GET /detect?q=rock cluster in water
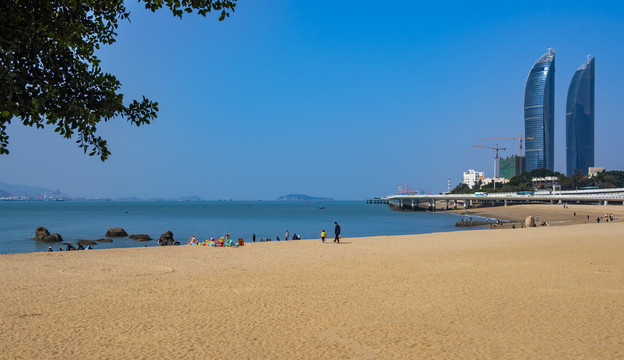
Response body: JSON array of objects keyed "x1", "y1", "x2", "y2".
[
  {"x1": 32, "y1": 226, "x2": 171, "y2": 246},
  {"x1": 34, "y1": 227, "x2": 64, "y2": 242}
]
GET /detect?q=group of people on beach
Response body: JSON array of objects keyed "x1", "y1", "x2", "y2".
[
  {"x1": 321, "y1": 221, "x2": 341, "y2": 244},
  {"x1": 250, "y1": 221, "x2": 342, "y2": 244},
  {"x1": 48, "y1": 242, "x2": 92, "y2": 252},
  {"x1": 597, "y1": 213, "x2": 618, "y2": 223},
  {"x1": 251, "y1": 230, "x2": 301, "y2": 242}
]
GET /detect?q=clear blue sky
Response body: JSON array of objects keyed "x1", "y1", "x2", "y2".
[{"x1": 2, "y1": 1, "x2": 624, "y2": 199}]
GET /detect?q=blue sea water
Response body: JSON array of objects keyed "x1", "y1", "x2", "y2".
[{"x1": 0, "y1": 200, "x2": 468, "y2": 254}]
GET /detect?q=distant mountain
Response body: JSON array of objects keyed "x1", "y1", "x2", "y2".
[
  {"x1": 277, "y1": 194, "x2": 333, "y2": 201},
  {"x1": 0, "y1": 181, "x2": 71, "y2": 199},
  {"x1": 0, "y1": 189, "x2": 9, "y2": 198}
]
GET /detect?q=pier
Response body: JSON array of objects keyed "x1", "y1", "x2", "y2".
[{"x1": 366, "y1": 198, "x2": 389, "y2": 204}]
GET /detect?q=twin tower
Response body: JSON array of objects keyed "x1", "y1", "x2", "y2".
[{"x1": 524, "y1": 48, "x2": 595, "y2": 176}]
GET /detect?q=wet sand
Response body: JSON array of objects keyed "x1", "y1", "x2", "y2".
[
  {"x1": 447, "y1": 203, "x2": 624, "y2": 227},
  {"x1": 1, "y1": 208, "x2": 623, "y2": 358}
]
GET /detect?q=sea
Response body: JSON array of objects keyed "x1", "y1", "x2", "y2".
[{"x1": 0, "y1": 200, "x2": 473, "y2": 254}]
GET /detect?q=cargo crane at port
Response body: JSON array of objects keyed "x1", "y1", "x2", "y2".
[
  {"x1": 478, "y1": 134, "x2": 534, "y2": 174},
  {"x1": 397, "y1": 183, "x2": 418, "y2": 195}
]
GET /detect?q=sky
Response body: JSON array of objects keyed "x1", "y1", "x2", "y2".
[{"x1": 2, "y1": 1, "x2": 624, "y2": 200}]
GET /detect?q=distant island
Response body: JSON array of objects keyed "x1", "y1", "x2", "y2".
[{"x1": 276, "y1": 194, "x2": 333, "y2": 201}]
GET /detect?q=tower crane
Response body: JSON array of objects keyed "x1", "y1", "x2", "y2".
[
  {"x1": 478, "y1": 134, "x2": 534, "y2": 174},
  {"x1": 472, "y1": 144, "x2": 506, "y2": 178}
]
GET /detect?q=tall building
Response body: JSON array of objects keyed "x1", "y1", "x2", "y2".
[
  {"x1": 499, "y1": 155, "x2": 526, "y2": 179},
  {"x1": 566, "y1": 57, "x2": 595, "y2": 176},
  {"x1": 524, "y1": 49, "x2": 555, "y2": 171}
]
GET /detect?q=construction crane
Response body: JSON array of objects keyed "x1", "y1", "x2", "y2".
[
  {"x1": 478, "y1": 134, "x2": 534, "y2": 174},
  {"x1": 472, "y1": 144, "x2": 506, "y2": 178}
]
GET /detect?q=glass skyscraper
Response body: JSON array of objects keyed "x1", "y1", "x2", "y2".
[
  {"x1": 524, "y1": 49, "x2": 555, "y2": 171},
  {"x1": 566, "y1": 57, "x2": 595, "y2": 176}
]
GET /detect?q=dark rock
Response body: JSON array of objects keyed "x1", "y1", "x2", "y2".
[
  {"x1": 77, "y1": 239, "x2": 97, "y2": 246},
  {"x1": 158, "y1": 231, "x2": 175, "y2": 246},
  {"x1": 35, "y1": 227, "x2": 50, "y2": 240},
  {"x1": 105, "y1": 227, "x2": 128, "y2": 237},
  {"x1": 42, "y1": 233, "x2": 63, "y2": 242},
  {"x1": 129, "y1": 234, "x2": 152, "y2": 241},
  {"x1": 96, "y1": 238, "x2": 113, "y2": 243},
  {"x1": 455, "y1": 220, "x2": 489, "y2": 227}
]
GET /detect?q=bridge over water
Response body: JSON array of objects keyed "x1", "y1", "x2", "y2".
[{"x1": 379, "y1": 188, "x2": 624, "y2": 211}]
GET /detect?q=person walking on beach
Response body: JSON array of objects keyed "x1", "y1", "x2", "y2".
[
  {"x1": 321, "y1": 229, "x2": 327, "y2": 243},
  {"x1": 334, "y1": 222, "x2": 341, "y2": 244},
  {"x1": 285, "y1": 230, "x2": 289, "y2": 241}
]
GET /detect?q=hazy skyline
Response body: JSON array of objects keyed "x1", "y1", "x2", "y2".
[{"x1": 2, "y1": 1, "x2": 624, "y2": 199}]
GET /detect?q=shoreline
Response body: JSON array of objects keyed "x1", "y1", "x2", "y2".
[
  {"x1": 442, "y1": 202, "x2": 623, "y2": 227},
  {"x1": 3, "y1": 203, "x2": 623, "y2": 255}
]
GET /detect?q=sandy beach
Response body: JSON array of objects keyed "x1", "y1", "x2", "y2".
[{"x1": 1, "y1": 204, "x2": 623, "y2": 359}]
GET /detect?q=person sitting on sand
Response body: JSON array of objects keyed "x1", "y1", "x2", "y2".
[
  {"x1": 66, "y1": 242, "x2": 76, "y2": 251},
  {"x1": 77, "y1": 243, "x2": 85, "y2": 250},
  {"x1": 48, "y1": 247, "x2": 53, "y2": 252}
]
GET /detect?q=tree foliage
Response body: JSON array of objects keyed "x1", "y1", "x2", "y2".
[
  {"x1": 0, "y1": 0, "x2": 236, "y2": 160},
  {"x1": 448, "y1": 168, "x2": 624, "y2": 193}
]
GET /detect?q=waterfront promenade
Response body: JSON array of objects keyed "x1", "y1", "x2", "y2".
[{"x1": 382, "y1": 188, "x2": 624, "y2": 210}]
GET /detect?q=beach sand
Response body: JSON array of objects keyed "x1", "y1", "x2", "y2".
[
  {"x1": 1, "y1": 205, "x2": 623, "y2": 359},
  {"x1": 447, "y1": 203, "x2": 624, "y2": 227}
]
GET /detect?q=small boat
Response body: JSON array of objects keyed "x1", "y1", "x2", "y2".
[{"x1": 318, "y1": 206, "x2": 325, "y2": 209}]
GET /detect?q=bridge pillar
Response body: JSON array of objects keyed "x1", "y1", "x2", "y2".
[
  {"x1": 504, "y1": 199, "x2": 508, "y2": 206},
  {"x1": 445, "y1": 200, "x2": 449, "y2": 210},
  {"x1": 550, "y1": 200, "x2": 554, "y2": 204},
  {"x1": 604, "y1": 200, "x2": 609, "y2": 206},
  {"x1": 411, "y1": 199, "x2": 415, "y2": 210}
]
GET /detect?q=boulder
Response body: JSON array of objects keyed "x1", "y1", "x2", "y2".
[
  {"x1": 105, "y1": 227, "x2": 128, "y2": 237},
  {"x1": 77, "y1": 239, "x2": 97, "y2": 246},
  {"x1": 42, "y1": 233, "x2": 63, "y2": 242},
  {"x1": 35, "y1": 227, "x2": 50, "y2": 240},
  {"x1": 158, "y1": 231, "x2": 175, "y2": 246},
  {"x1": 455, "y1": 220, "x2": 489, "y2": 227},
  {"x1": 525, "y1": 216, "x2": 536, "y2": 227},
  {"x1": 129, "y1": 234, "x2": 152, "y2": 241}
]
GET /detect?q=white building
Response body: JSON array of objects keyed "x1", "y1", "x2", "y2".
[
  {"x1": 588, "y1": 167, "x2": 605, "y2": 178},
  {"x1": 481, "y1": 177, "x2": 510, "y2": 186},
  {"x1": 463, "y1": 169, "x2": 485, "y2": 189}
]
